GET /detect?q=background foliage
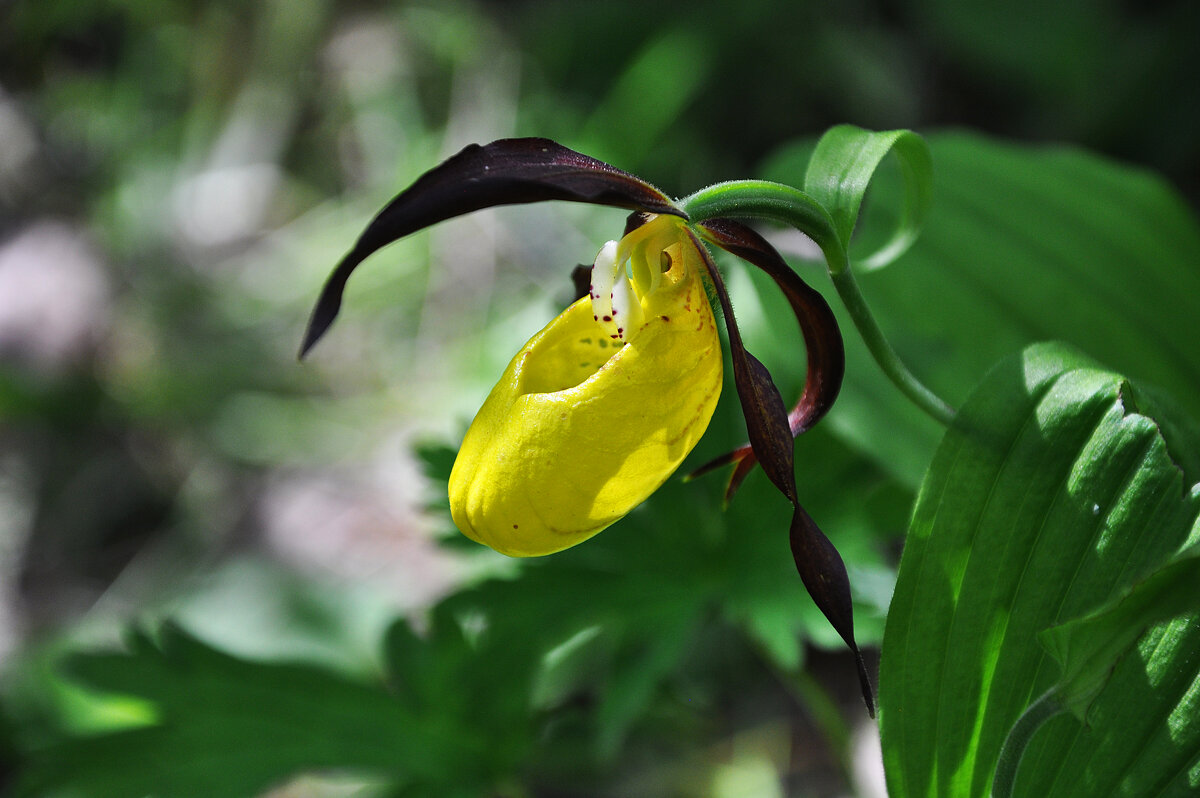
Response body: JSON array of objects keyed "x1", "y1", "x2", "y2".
[{"x1": 1, "y1": 1, "x2": 1198, "y2": 796}]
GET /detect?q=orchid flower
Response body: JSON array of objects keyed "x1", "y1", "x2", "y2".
[{"x1": 301, "y1": 138, "x2": 872, "y2": 712}]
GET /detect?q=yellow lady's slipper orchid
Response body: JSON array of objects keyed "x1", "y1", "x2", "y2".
[
  {"x1": 448, "y1": 215, "x2": 722, "y2": 556},
  {"x1": 300, "y1": 138, "x2": 872, "y2": 713},
  {"x1": 299, "y1": 138, "x2": 845, "y2": 562}
]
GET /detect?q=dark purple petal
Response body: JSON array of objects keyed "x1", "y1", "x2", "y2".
[
  {"x1": 690, "y1": 219, "x2": 845, "y2": 500},
  {"x1": 689, "y1": 229, "x2": 797, "y2": 504},
  {"x1": 790, "y1": 505, "x2": 875, "y2": 717},
  {"x1": 689, "y1": 228, "x2": 871, "y2": 715},
  {"x1": 300, "y1": 138, "x2": 682, "y2": 357}
]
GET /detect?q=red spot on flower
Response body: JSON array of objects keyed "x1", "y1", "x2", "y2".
[{"x1": 602, "y1": 315, "x2": 612, "y2": 322}]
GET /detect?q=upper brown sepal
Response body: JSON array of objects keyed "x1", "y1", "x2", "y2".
[{"x1": 301, "y1": 138, "x2": 683, "y2": 357}]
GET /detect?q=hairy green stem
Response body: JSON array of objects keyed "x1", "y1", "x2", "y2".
[
  {"x1": 991, "y1": 689, "x2": 1066, "y2": 798},
  {"x1": 679, "y1": 181, "x2": 955, "y2": 426}
]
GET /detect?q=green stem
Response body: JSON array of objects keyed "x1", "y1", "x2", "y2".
[
  {"x1": 828, "y1": 262, "x2": 956, "y2": 426},
  {"x1": 991, "y1": 689, "x2": 1066, "y2": 798},
  {"x1": 679, "y1": 181, "x2": 955, "y2": 426}
]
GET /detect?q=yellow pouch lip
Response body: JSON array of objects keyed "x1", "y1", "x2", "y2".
[{"x1": 449, "y1": 227, "x2": 722, "y2": 557}]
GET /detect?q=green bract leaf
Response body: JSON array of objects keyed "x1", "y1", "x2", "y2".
[
  {"x1": 678, "y1": 134, "x2": 950, "y2": 428},
  {"x1": 803, "y1": 124, "x2": 933, "y2": 271},
  {"x1": 677, "y1": 179, "x2": 843, "y2": 265},
  {"x1": 878, "y1": 343, "x2": 1200, "y2": 798}
]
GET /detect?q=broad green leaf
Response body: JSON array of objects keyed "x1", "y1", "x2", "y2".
[
  {"x1": 1040, "y1": 539, "x2": 1200, "y2": 723},
  {"x1": 762, "y1": 132, "x2": 1200, "y2": 487},
  {"x1": 879, "y1": 343, "x2": 1200, "y2": 798}
]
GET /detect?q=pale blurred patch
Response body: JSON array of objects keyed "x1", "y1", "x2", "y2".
[
  {"x1": 0, "y1": 221, "x2": 112, "y2": 374},
  {"x1": 258, "y1": 457, "x2": 463, "y2": 609},
  {"x1": 0, "y1": 86, "x2": 38, "y2": 198},
  {"x1": 850, "y1": 719, "x2": 887, "y2": 798}
]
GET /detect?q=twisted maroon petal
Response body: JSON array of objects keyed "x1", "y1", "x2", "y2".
[
  {"x1": 690, "y1": 218, "x2": 844, "y2": 501},
  {"x1": 686, "y1": 227, "x2": 871, "y2": 716}
]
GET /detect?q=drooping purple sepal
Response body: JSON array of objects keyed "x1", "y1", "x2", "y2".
[{"x1": 688, "y1": 228, "x2": 870, "y2": 715}]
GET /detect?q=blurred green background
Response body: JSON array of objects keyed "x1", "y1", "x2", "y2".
[{"x1": 1, "y1": 1, "x2": 1198, "y2": 796}]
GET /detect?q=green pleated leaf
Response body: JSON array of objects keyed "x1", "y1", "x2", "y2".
[
  {"x1": 1040, "y1": 540, "x2": 1200, "y2": 724},
  {"x1": 761, "y1": 132, "x2": 1200, "y2": 487},
  {"x1": 879, "y1": 342, "x2": 1200, "y2": 798}
]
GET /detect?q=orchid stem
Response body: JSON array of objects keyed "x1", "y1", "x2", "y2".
[
  {"x1": 827, "y1": 254, "x2": 956, "y2": 426},
  {"x1": 680, "y1": 180, "x2": 956, "y2": 427},
  {"x1": 991, "y1": 689, "x2": 1065, "y2": 798}
]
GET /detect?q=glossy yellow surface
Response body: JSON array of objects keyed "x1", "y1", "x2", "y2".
[{"x1": 449, "y1": 216, "x2": 722, "y2": 556}]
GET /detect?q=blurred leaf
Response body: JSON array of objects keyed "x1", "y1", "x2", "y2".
[
  {"x1": 14, "y1": 619, "x2": 538, "y2": 798},
  {"x1": 580, "y1": 26, "x2": 714, "y2": 170},
  {"x1": 762, "y1": 132, "x2": 1200, "y2": 487},
  {"x1": 425, "y1": 411, "x2": 905, "y2": 759},
  {"x1": 438, "y1": 502, "x2": 713, "y2": 761},
  {"x1": 879, "y1": 342, "x2": 1200, "y2": 798}
]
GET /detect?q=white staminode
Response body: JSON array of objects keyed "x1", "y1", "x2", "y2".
[{"x1": 589, "y1": 238, "x2": 645, "y2": 341}]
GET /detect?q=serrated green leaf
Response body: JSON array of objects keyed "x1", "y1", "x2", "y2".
[
  {"x1": 879, "y1": 343, "x2": 1200, "y2": 798},
  {"x1": 14, "y1": 622, "x2": 525, "y2": 798},
  {"x1": 421, "y1": 415, "x2": 902, "y2": 761}
]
